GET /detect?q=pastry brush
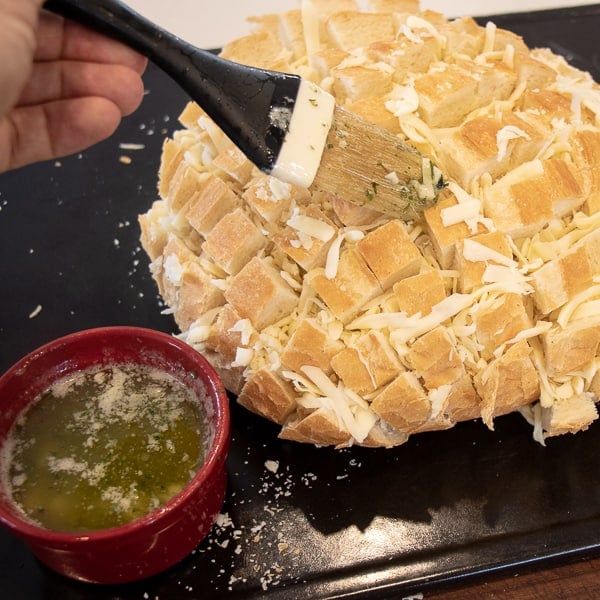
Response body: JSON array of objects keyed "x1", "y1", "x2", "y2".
[{"x1": 44, "y1": 0, "x2": 446, "y2": 220}]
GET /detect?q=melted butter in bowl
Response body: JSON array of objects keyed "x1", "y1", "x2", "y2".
[{"x1": 6, "y1": 362, "x2": 209, "y2": 533}]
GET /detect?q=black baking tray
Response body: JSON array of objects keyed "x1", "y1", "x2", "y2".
[{"x1": 1, "y1": 4, "x2": 600, "y2": 599}]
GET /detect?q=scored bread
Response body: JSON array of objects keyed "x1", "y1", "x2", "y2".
[{"x1": 140, "y1": 0, "x2": 600, "y2": 447}]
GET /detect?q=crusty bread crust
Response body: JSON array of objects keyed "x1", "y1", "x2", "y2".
[{"x1": 140, "y1": 1, "x2": 600, "y2": 447}]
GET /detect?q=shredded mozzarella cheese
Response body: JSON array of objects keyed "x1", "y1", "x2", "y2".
[
  {"x1": 286, "y1": 211, "x2": 336, "y2": 242},
  {"x1": 299, "y1": 366, "x2": 377, "y2": 443},
  {"x1": 496, "y1": 125, "x2": 531, "y2": 161}
]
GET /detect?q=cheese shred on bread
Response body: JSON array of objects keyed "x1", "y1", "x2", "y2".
[{"x1": 140, "y1": 0, "x2": 600, "y2": 447}]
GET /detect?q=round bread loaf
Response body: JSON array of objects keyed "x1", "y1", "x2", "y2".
[{"x1": 140, "y1": 0, "x2": 600, "y2": 447}]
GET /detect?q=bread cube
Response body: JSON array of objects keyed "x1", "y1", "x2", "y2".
[
  {"x1": 174, "y1": 263, "x2": 225, "y2": 331},
  {"x1": 543, "y1": 322, "x2": 600, "y2": 377},
  {"x1": 332, "y1": 64, "x2": 393, "y2": 104},
  {"x1": 415, "y1": 59, "x2": 516, "y2": 128},
  {"x1": 484, "y1": 158, "x2": 584, "y2": 239},
  {"x1": 163, "y1": 162, "x2": 208, "y2": 213},
  {"x1": 393, "y1": 269, "x2": 446, "y2": 316},
  {"x1": 185, "y1": 174, "x2": 240, "y2": 237},
  {"x1": 370, "y1": 371, "x2": 430, "y2": 432},
  {"x1": 442, "y1": 16, "x2": 485, "y2": 58},
  {"x1": 454, "y1": 231, "x2": 513, "y2": 293},
  {"x1": 473, "y1": 293, "x2": 533, "y2": 360},
  {"x1": 443, "y1": 374, "x2": 481, "y2": 423},
  {"x1": 308, "y1": 248, "x2": 383, "y2": 322},
  {"x1": 474, "y1": 340, "x2": 539, "y2": 428},
  {"x1": 357, "y1": 219, "x2": 421, "y2": 289},
  {"x1": 272, "y1": 205, "x2": 338, "y2": 272},
  {"x1": 512, "y1": 53, "x2": 557, "y2": 90},
  {"x1": 225, "y1": 257, "x2": 298, "y2": 330},
  {"x1": 344, "y1": 95, "x2": 402, "y2": 133},
  {"x1": 279, "y1": 407, "x2": 352, "y2": 447},
  {"x1": 572, "y1": 130, "x2": 600, "y2": 203},
  {"x1": 206, "y1": 303, "x2": 254, "y2": 364},
  {"x1": 467, "y1": 59, "x2": 517, "y2": 108},
  {"x1": 220, "y1": 30, "x2": 291, "y2": 70},
  {"x1": 238, "y1": 369, "x2": 298, "y2": 425},
  {"x1": 330, "y1": 330, "x2": 401, "y2": 394},
  {"x1": 423, "y1": 188, "x2": 488, "y2": 268},
  {"x1": 177, "y1": 101, "x2": 205, "y2": 130},
  {"x1": 309, "y1": 48, "x2": 350, "y2": 80},
  {"x1": 202, "y1": 208, "x2": 267, "y2": 275},
  {"x1": 281, "y1": 318, "x2": 344, "y2": 373},
  {"x1": 243, "y1": 176, "x2": 300, "y2": 223},
  {"x1": 407, "y1": 326, "x2": 464, "y2": 389},
  {"x1": 159, "y1": 234, "x2": 198, "y2": 306},
  {"x1": 532, "y1": 228, "x2": 600, "y2": 314},
  {"x1": 492, "y1": 28, "x2": 529, "y2": 54},
  {"x1": 211, "y1": 146, "x2": 255, "y2": 185},
  {"x1": 541, "y1": 394, "x2": 599, "y2": 438},
  {"x1": 518, "y1": 89, "x2": 573, "y2": 124},
  {"x1": 367, "y1": 38, "x2": 438, "y2": 81},
  {"x1": 414, "y1": 63, "x2": 479, "y2": 127},
  {"x1": 139, "y1": 200, "x2": 170, "y2": 261},
  {"x1": 326, "y1": 11, "x2": 396, "y2": 51},
  {"x1": 158, "y1": 138, "x2": 185, "y2": 198},
  {"x1": 439, "y1": 112, "x2": 548, "y2": 189}
]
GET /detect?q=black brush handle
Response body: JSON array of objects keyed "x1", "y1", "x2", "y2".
[{"x1": 43, "y1": 0, "x2": 301, "y2": 171}]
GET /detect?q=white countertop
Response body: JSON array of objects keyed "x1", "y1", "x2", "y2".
[{"x1": 125, "y1": 0, "x2": 598, "y2": 49}]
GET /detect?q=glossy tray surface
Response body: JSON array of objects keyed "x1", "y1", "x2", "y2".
[{"x1": 1, "y1": 5, "x2": 600, "y2": 599}]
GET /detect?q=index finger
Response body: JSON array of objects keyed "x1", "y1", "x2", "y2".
[{"x1": 36, "y1": 10, "x2": 147, "y2": 74}]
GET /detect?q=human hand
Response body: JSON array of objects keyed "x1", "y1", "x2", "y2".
[{"x1": 0, "y1": 0, "x2": 147, "y2": 172}]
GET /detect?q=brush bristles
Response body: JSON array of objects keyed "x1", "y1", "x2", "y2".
[{"x1": 312, "y1": 106, "x2": 444, "y2": 220}]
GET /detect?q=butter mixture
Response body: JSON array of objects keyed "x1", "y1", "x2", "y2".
[{"x1": 5, "y1": 363, "x2": 205, "y2": 532}]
